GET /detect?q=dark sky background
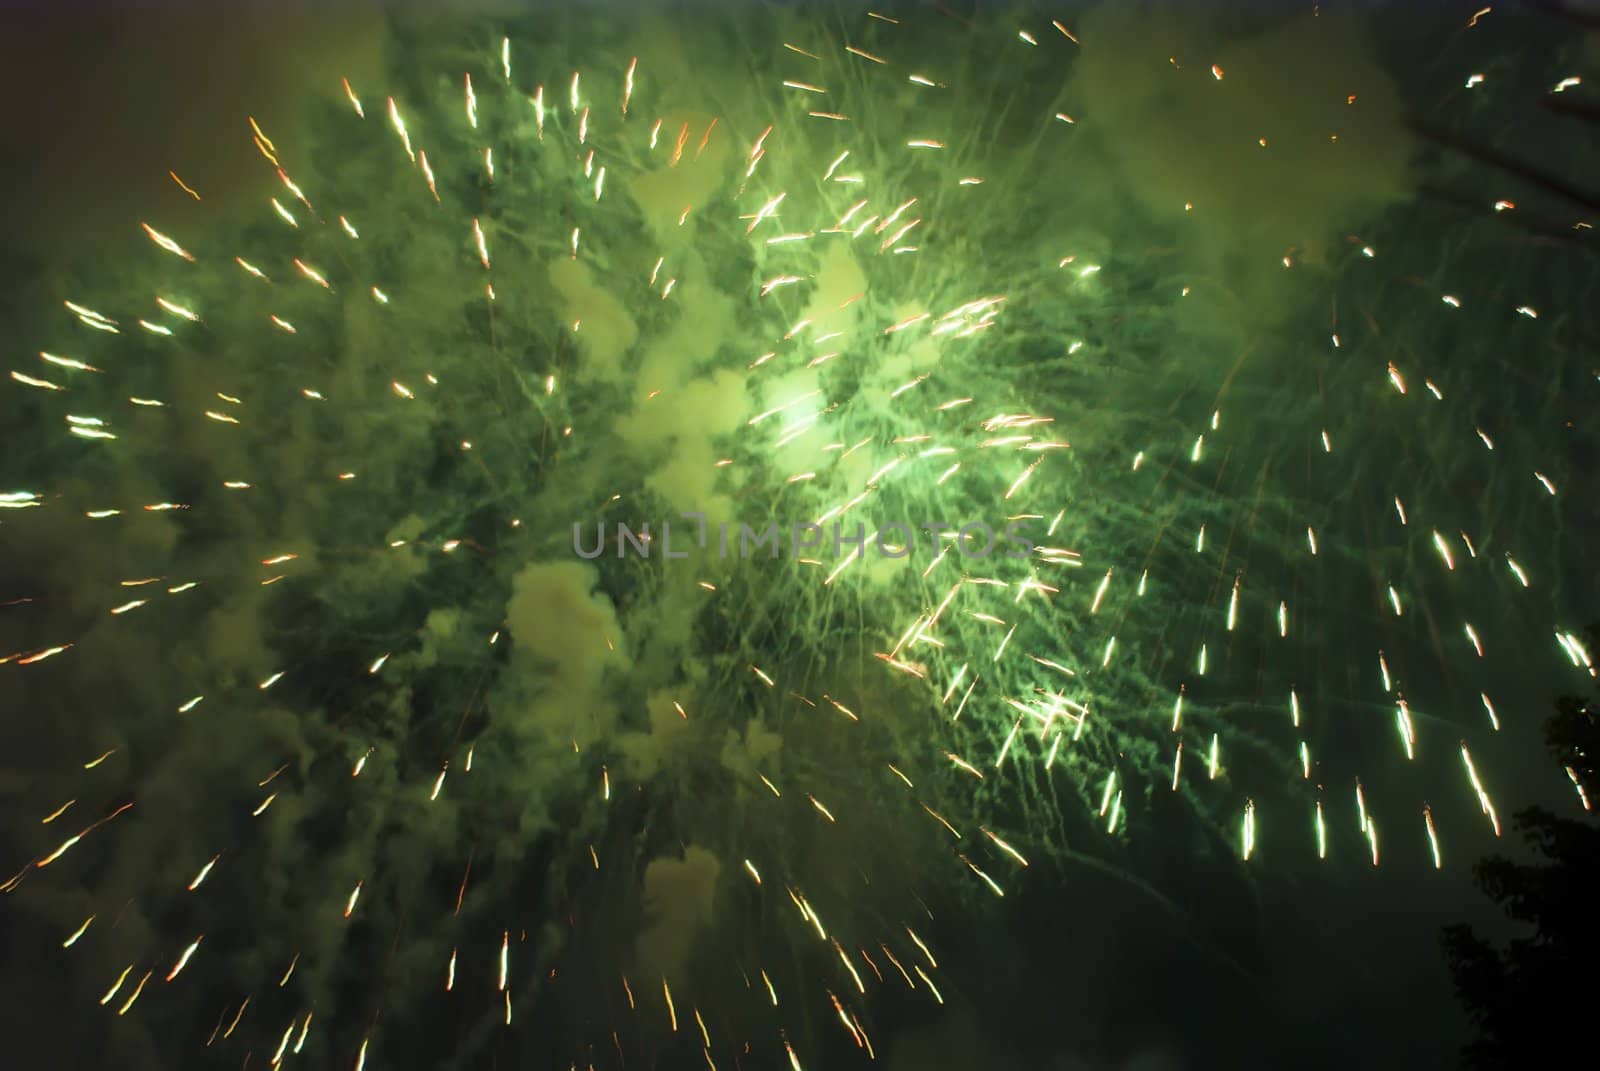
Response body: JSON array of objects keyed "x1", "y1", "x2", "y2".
[{"x1": 0, "y1": 2, "x2": 1596, "y2": 1070}]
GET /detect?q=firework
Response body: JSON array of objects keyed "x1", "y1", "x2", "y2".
[{"x1": 2, "y1": 3, "x2": 1594, "y2": 1068}]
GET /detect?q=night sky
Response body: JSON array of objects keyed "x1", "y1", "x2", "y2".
[{"x1": 1, "y1": 2, "x2": 1595, "y2": 1069}]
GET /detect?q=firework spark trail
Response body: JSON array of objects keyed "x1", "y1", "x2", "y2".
[{"x1": 0, "y1": 5, "x2": 1592, "y2": 1068}]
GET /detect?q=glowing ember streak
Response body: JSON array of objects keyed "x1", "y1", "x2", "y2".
[
  {"x1": 387, "y1": 97, "x2": 415, "y2": 160},
  {"x1": 99, "y1": 965, "x2": 133, "y2": 1005},
  {"x1": 663, "y1": 977, "x2": 678, "y2": 1031},
  {"x1": 117, "y1": 970, "x2": 152, "y2": 1015},
  {"x1": 982, "y1": 828, "x2": 1030, "y2": 867},
  {"x1": 807, "y1": 794, "x2": 836, "y2": 822},
  {"x1": 62, "y1": 915, "x2": 93, "y2": 948},
  {"x1": 140, "y1": 222, "x2": 195, "y2": 261},
  {"x1": 473, "y1": 218, "x2": 490, "y2": 268},
  {"x1": 1568, "y1": 767, "x2": 1591, "y2": 811},
  {"x1": 169, "y1": 171, "x2": 201, "y2": 199},
  {"x1": 1395, "y1": 699, "x2": 1416, "y2": 760},
  {"x1": 1460, "y1": 744, "x2": 1501, "y2": 836},
  {"x1": 342, "y1": 77, "x2": 364, "y2": 116},
  {"x1": 418, "y1": 151, "x2": 439, "y2": 201},
  {"x1": 166, "y1": 936, "x2": 202, "y2": 981},
  {"x1": 293, "y1": 259, "x2": 330, "y2": 289},
  {"x1": 188, "y1": 855, "x2": 219, "y2": 890},
  {"x1": 1424, "y1": 806, "x2": 1442, "y2": 869}
]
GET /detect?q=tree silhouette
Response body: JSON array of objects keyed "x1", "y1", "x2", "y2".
[{"x1": 1440, "y1": 622, "x2": 1598, "y2": 1069}]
